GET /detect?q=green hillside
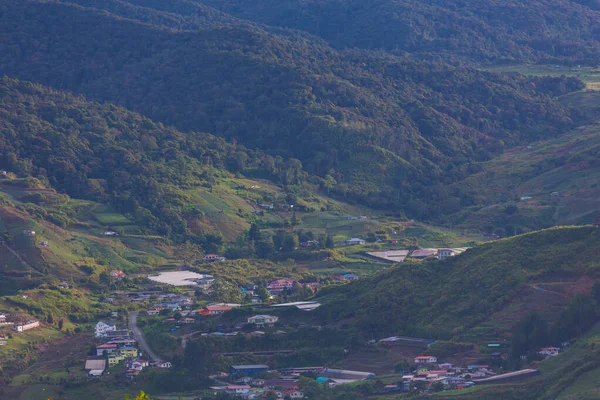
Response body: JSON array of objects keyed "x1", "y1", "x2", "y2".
[
  {"x1": 0, "y1": 0, "x2": 587, "y2": 217},
  {"x1": 192, "y1": 0, "x2": 600, "y2": 64},
  {"x1": 449, "y1": 124, "x2": 600, "y2": 233},
  {"x1": 315, "y1": 226, "x2": 600, "y2": 338}
]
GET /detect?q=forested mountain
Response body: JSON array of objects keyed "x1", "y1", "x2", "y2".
[
  {"x1": 0, "y1": 0, "x2": 588, "y2": 218},
  {"x1": 0, "y1": 78, "x2": 304, "y2": 240},
  {"x1": 192, "y1": 0, "x2": 600, "y2": 64}
]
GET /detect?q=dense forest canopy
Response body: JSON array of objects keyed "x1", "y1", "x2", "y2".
[
  {"x1": 0, "y1": 78, "x2": 304, "y2": 240},
  {"x1": 0, "y1": 0, "x2": 589, "y2": 218},
  {"x1": 191, "y1": 0, "x2": 600, "y2": 64}
]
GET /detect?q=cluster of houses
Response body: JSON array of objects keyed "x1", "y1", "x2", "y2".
[
  {"x1": 87, "y1": 320, "x2": 172, "y2": 378},
  {"x1": 210, "y1": 365, "x2": 376, "y2": 399},
  {"x1": 381, "y1": 356, "x2": 497, "y2": 393}
]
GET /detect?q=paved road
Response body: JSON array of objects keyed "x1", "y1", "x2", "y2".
[{"x1": 129, "y1": 311, "x2": 163, "y2": 362}]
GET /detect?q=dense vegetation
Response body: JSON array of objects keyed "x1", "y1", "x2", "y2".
[
  {"x1": 0, "y1": 78, "x2": 305, "y2": 240},
  {"x1": 193, "y1": 0, "x2": 600, "y2": 64},
  {"x1": 315, "y1": 226, "x2": 600, "y2": 338},
  {"x1": 0, "y1": 0, "x2": 588, "y2": 219}
]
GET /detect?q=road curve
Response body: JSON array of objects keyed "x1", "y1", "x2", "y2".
[{"x1": 129, "y1": 311, "x2": 163, "y2": 362}]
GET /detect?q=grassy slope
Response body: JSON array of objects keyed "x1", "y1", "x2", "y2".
[
  {"x1": 451, "y1": 124, "x2": 600, "y2": 231},
  {"x1": 316, "y1": 226, "x2": 600, "y2": 339}
]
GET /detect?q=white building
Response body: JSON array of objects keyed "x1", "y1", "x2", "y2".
[
  {"x1": 95, "y1": 321, "x2": 117, "y2": 337},
  {"x1": 414, "y1": 356, "x2": 438, "y2": 364},
  {"x1": 345, "y1": 238, "x2": 366, "y2": 245},
  {"x1": 226, "y1": 385, "x2": 251, "y2": 394},
  {"x1": 13, "y1": 320, "x2": 39, "y2": 332},
  {"x1": 247, "y1": 315, "x2": 279, "y2": 326},
  {"x1": 539, "y1": 347, "x2": 560, "y2": 357}
]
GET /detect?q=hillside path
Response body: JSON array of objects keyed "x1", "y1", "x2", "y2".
[
  {"x1": 181, "y1": 330, "x2": 204, "y2": 350},
  {"x1": 128, "y1": 311, "x2": 163, "y2": 362}
]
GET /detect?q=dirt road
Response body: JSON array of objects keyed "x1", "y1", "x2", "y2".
[{"x1": 129, "y1": 311, "x2": 163, "y2": 362}]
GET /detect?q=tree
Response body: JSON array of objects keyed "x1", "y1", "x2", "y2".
[
  {"x1": 432, "y1": 381, "x2": 444, "y2": 392},
  {"x1": 99, "y1": 271, "x2": 110, "y2": 284},
  {"x1": 248, "y1": 223, "x2": 261, "y2": 241},
  {"x1": 58, "y1": 319, "x2": 64, "y2": 330},
  {"x1": 211, "y1": 279, "x2": 242, "y2": 303},
  {"x1": 511, "y1": 312, "x2": 549, "y2": 358},
  {"x1": 178, "y1": 242, "x2": 203, "y2": 266},
  {"x1": 325, "y1": 235, "x2": 334, "y2": 249},
  {"x1": 124, "y1": 391, "x2": 151, "y2": 400},
  {"x1": 257, "y1": 287, "x2": 270, "y2": 302},
  {"x1": 282, "y1": 233, "x2": 299, "y2": 252}
]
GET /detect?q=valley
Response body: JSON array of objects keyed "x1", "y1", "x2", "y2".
[{"x1": 1, "y1": 0, "x2": 600, "y2": 399}]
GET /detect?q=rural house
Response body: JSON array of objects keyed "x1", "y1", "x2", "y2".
[
  {"x1": 199, "y1": 305, "x2": 232, "y2": 316},
  {"x1": 344, "y1": 238, "x2": 366, "y2": 245},
  {"x1": 539, "y1": 347, "x2": 560, "y2": 357},
  {"x1": 414, "y1": 356, "x2": 438, "y2": 364},
  {"x1": 230, "y1": 364, "x2": 270, "y2": 375},
  {"x1": 96, "y1": 343, "x2": 118, "y2": 356},
  {"x1": 13, "y1": 320, "x2": 40, "y2": 332},
  {"x1": 247, "y1": 315, "x2": 279, "y2": 326},
  {"x1": 204, "y1": 254, "x2": 225, "y2": 262},
  {"x1": 95, "y1": 321, "x2": 117, "y2": 337}
]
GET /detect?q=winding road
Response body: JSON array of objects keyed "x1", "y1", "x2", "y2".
[{"x1": 128, "y1": 311, "x2": 163, "y2": 362}]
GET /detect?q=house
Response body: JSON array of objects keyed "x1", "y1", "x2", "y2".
[
  {"x1": 13, "y1": 320, "x2": 40, "y2": 332},
  {"x1": 438, "y1": 248, "x2": 468, "y2": 260},
  {"x1": 104, "y1": 329, "x2": 130, "y2": 339},
  {"x1": 181, "y1": 317, "x2": 195, "y2": 324},
  {"x1": 334, "y1": 272, "x2": 358, "y2": 281},
  {"x1": 490, "y1": 352, "x2": 509, "y2": 361},
  {"x1": 437, "y1": 249, "x2": 457, "y2": 260},
  {"x1": 410, "y1": 248, "x2": 438, "y2": 259},
  {"x1": 247, "y1": 315, "x2": 279, "y2": 326},
  {"x1": 198, "y1": 305, "x2": 232, "y2": 316},
  {"x1": 107, "y1": 354, "x2": 125, "y2": 367},
  {"x1": 285, "y1": 390, "x2": 304, "y2": 398},
  {"x1": 95, "y1": 321, "x2": 117, "y2": 337},
  {"x1": 384, "y1": 385, "x2": 400, "y2": 392},
  {"x1": 110, "y1": 270, "x2": 125, "y2": 280},
  {"x1": 126, "y1": 369, "x2": 140, "y2": 378},
  {"x1": 439, "y1": 363, "x2": 453, "y2": 369},
  {"x1": 96, "y1": 343, "x2": 118, "y2": 356},
  {"x1": 267, "y1": 279, "x2": 295, "y2": 290},
  {"x1": 229, "y1": 364, "x2": 270, "y2": 375},
  {"x1": 539, "y1": 347, "x2": 560, "y2": 357},
  {"x1": 259, "y1": 203, "x2": 274, "y2": 209},
  {"x1": 119, "y1": 347, "x2": 139, "y2": 358},
  {"x1": 22, "y1": 230, "x2": 36, "y2": 236},
  {"x1": 40, "y1": 241, "x2": 48, "y2": 247},
  {"x1": 204, "y1": 254, "x2": 225, "y2": 262},
  {"x1": 226, "y1": 385, "x2": 251, "y2": 394},
  {"x1": 344, "y1": 238, "x2": 365, "y2": 245},
  {"x1": 156, "y1": 361, "x2": 172, "y2": 368},
  {"x1": 299, "y1": 240, "x2": 319, "y2": 248},
  {"x1": 414, "y1": 356, "x2": 437, "y2": 364},
  {"x1": 102, "y1": 231, "x2": 118, "y2": 236},
  {"x1": 85, "y1": 359, "x2": 106, "y2": 376},
  {"x1": 147, "y1": 308, "x2": 160, "y2": 316},
  {"x1": 0, "y1": 314, "x2": 9, "y2": 325}
]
